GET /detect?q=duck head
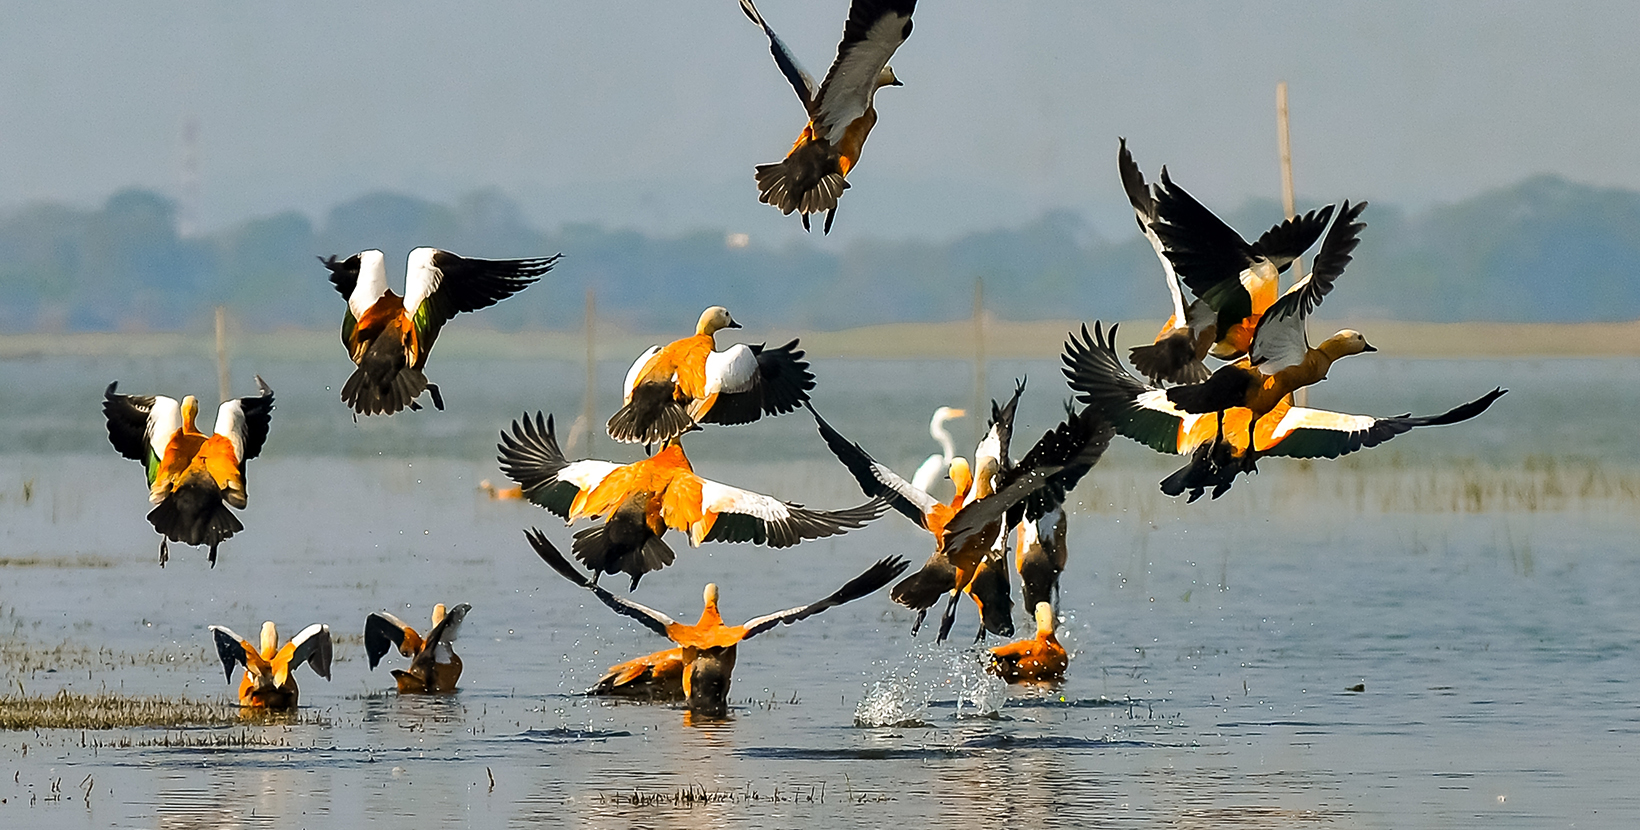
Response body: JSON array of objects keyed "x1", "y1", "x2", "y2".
[
  {"x1": 180, "y1": 395, "x2": 200, "y2": 430},
  {"x1": 877, "y1": 66, "x2": 903, "y2": 88},
  {"x1": 1033, "y1": 602, "x2": 1057, "y2": 639},
  {"x1": 696, "y1": 306, "x2": 740, "y2": 336},
  {"x1": 947, "y1": 457, "x2": 973, "y2": 504},
  {"x1": 1318, "y1": 329, "x2": 1377, "y2": 360}
]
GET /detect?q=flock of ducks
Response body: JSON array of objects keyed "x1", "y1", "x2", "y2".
[{"x1": 93, "y1": 0, "x2": 1503, "y2": 718}]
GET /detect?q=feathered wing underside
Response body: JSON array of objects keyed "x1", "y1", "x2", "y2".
[
  {"x1": 404, "y1": 248, "x2": 559, "y2": 348},
  {"x1": 526, "y1": 529, "x2": 675, "y2": 637},
  {"x1": 208, "y1": 625, "x2": 253, "y2": 681},
  {"x1": 1250, "y1": 205, "x2": 1338, "y2": 270},
  {"x1": 286, "y1": 623, "x2": 333, "y2": 680},
  {"x1": 1063, "y1": 323, "x2": 1191, "y2": 454},
  {"x1": 739, "y1": 0, "x2": 816, "y2": 105},
  {"x1": 1258, "y1": 199, "x2": 1368, "y2": 331},
  {"x1": 977, "y1": 378, "x2": 1025, "y2": 476},
  {"x1": 812, "y1": 0, "x2": 916, "y2": 138},
  {"x1": 1262, "y1": 388, "x2": 1506, "y2": 459},
  {"x1": 364, "y1": 612, "x2": 411, "y2": 670},
  {"x1": 740, "y1": 556, "x2": 909, "y2": 639},
  {"x1": 696, "y1": 480, "x2": 887, "y2": 547},
  {"x1": 809, "y1": 405, "x2": 938, "y2": 526},
  {"x1": 322, "y1": 252, "x2": 388, "y2": 323},
  {"x1": 408, "y1": 603, "x2": 470, "y2": 676},
  {"x1": 1151, "y1": 168, "x2": 1257, "y2": 299}
]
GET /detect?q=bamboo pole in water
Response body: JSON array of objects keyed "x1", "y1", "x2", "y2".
[
  {"x1": 581, "y1": 287, "x2": 597, "y2": 456},
  {"x1": 972, "y1": 277, "x2": 986, "y2": 445},
  {"x1": 214, "y1": 306, "x2": 229, "y2": 403},
  {"x1": 1276, "y1": 81, "x2": 1307, "y2": 408}
]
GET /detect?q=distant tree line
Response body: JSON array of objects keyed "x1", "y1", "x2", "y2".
[{"x1": 1, "y1": 174, "x2": 1636, "y2": 333}]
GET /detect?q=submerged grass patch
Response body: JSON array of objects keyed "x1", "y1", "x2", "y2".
[
  {"x1": 0, "y1": 637, "x2": 210, "y2": 675},
  {"x1": 0, "y1": 690, "x2": 240, "y2": 730},
  {"x1": 0, "y1": 555, "x2": 116, "y2": 569}
]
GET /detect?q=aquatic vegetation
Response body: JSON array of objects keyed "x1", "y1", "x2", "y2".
[
  {"x1": 0, "y1": 690, "x2": 241, "y2": 730},
  {"x1": 0, "y1": 636, "x2": 211, "y2": 676},
  {"x1": 0, "y1": 555, "x2": 115, "y2": 569}
]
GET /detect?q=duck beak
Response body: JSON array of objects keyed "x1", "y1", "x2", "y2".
[
  {"x1": 727, "y1": 318, "x2": 742, "y2": 329},
  {"x1": 1362, "y1": 342, "x2": 1378, "y2": 353}
]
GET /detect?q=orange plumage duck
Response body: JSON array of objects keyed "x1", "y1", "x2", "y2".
[
  {"x1": 365, "y1": 603, "x2": 470, "y2": 694},
  {"x1": 989, "y1": 602, "x2": 1068, "y2": 683},
  {"x1": 209, "y1": 621, "x2": 332, "y2": 709}
]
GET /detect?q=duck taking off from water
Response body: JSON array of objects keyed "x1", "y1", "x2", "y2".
[
  {"x1": 608, "y1": 307, "x2": 814, "y2": 445},
  {"x1": 989, "y1": 602, "x2": 1068, "y2": 683},
  {"x1": 322, "y1": 248, "x2": 559, "y2": 416},
  {"x1": 742, "y1": 0, "x2": 916, "y2": 233},
  {"x1": 910, "y1": 406, "x2": 966, "y2": 495},
  {"x1": 529, "y1": 528, "x2": 907, "y2": 718},
  {"x1": 209, "y1": 621, "x2": 332, "y2": 709},
  {"x1": 103, "y1": 377, "x2": 274, "y2": 566},
  {"x1": 588, "y1": 647, "x2": 686, "y2": 700},
  {"x1": 500, "y1": 413, "x2": 887, "y2": 589},
  {"x1": 365, "y1": 603, "x2": 470, "y2": 694},
  {"x1": 1062, "y1": 322, "x2": 1507, "y2": 501}
]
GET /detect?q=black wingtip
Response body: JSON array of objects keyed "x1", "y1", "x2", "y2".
[{"x1": 525, "y1": 527, "x2": 592, "y2": 589}]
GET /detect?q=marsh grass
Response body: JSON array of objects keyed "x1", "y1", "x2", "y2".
[
  {"x1": 1072, "y1": 455, "x2": 1640, "y2": 518},
  {"x1": 0, "y1": 690, "x2": 240, "y2": 730},
  {"x1": 0, "y1": 555, "x2": 115, "y2": 569},
  {"x1": 595, "y1": 782, "x2": 889, "y2": 807},
  {"x1": 0, "y1": 637, "x2": 210, "y2": 675}
]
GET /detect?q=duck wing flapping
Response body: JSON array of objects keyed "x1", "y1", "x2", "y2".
[
  {"x1": 812, "y1": 0, "x2": 916, "y2": 138},
  {"x1": 211, "y1": 376, "x2": 274, "y2": 470},
  {"x1": 1260, "y1": 388, "x2": 1506, "y2": 460},
  {"x1": 694, "y1": 481, "x2": 889, "y2": 547},
  {"x1": 103, "y1": 383, "x2": 177, "y2": 478},
  {"x1": 740, "y1": 0, "x2": 817, "y2": 107},
  {"x1": 207, "y1": 625, "x2": 255, "y2": 681},
  {"x1": 364, "y1": 612, "x2": 413, "y2": 670},
  {"x1": 1249, "y1": 200, "x2": 1368, "y2": 372},
  {"x1": 409, "y1": 603, "x2": 470, "y2": 675},
  {"x1": 527, "y1": 528, "x2": 675, "y2": 638},
  {"x1": 403, "y1": 248, "x2": 559, "y2": 351},
  {"x1": 498, "y1": 413, "x2": 621, "y2": 520},
  {"x1": 809, "y1": 404, "x2": 939, "y2": 527},
  {"x1": 1118, "y1": 139, "x2": 1189, "y2": 327},
  {"x1": 697, "y1": 340, "x2": 816, "y2": 426},
  {"x1": 740, "y1": 555, "x2": 909, "y2": 639},
  {"x1": 283, "y1": 623, "x2": 334, "y2": 681}
]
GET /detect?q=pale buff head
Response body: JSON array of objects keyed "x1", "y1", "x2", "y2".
[
  {"x1": 696, "y1": 306, "x2": 741, "y2": 336},
  {"x1": 703, "y1": 583, "x2": 720, "y2": 609},
  {"x1": 432, "y1": 603, "x2": 447, "y2": 626},
  {"x1": 1033, "y1": 602, "x2": 1057, "y2": 637},
  {"x1": 180, "y1": 395, "x2": 200, "y2": 429},
  {"x1": 259, "y1": 621, "x2": 279, "y2": 659},
  {"x1": 948, "y1": 457, "x2": 973, "y2": 500},
  {"x1": 1318, "y1": 329, "x2": 1377, "y2": 359}
]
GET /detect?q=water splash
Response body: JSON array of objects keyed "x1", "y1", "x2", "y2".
[{"x1": 854, "y1": 642, "x2": 1007, "y2": 726}]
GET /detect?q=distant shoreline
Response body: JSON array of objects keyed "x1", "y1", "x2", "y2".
[{"x1": 3, "y1": 318, "x2": 1638, "y2": 361}]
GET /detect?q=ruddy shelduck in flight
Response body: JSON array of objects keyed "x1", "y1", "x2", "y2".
[
  {"x1": 365, "y1": 603, "x2": 470, "y2": 694},
  {"x1": 528, "y1": 528, "x2": 907, "y2": 718},
  {"x1": 1125, "y1": 143, "x2": 1334, "y2": 384},
  {"x1": 1062, "y1": 322, "x2": 1506, "y2": 501},
  {"x1": 103, "y1": 377, "x2": 274, "y2": 566},
  {"x1": 742, "y1": 0, "x2": 916, "y2": 233},
  {"x1": 322, "y1": 248, "x2": 559, "y2": 416},
  {"x1": 209, "y1": 621, "x2": 333, "y2": 709},
  {"x1": 499, "y1": 412, "x2": 886, "y2": 589},
  {"x1": 989, "y1": 602, "x2": 1068, "y2": 683},
  {"x1": 607, "y1": 306, "x2": 814, "y2": 445}
]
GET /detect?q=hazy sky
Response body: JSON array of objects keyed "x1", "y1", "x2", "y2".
[{"x1": 2, "y1": 1, "x2": 1635, "y2": 243}]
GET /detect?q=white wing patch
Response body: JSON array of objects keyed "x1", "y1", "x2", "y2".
[
  {"x1": 147, "y1": 396, "x2": 182, "y2": 461},
  {"x1": 622, "y1": 346, "x2": 663, "y2": 404},
  {"x1": 1267, "y1": 406, "x2": 1376, "y2": 445},
  {"x1": 699, "y1": 479, "x2": 791, "y2": 522},
  {"x1": 1136, "y1": 389, "x2": 1186, "y2": 417},
  {"x1": 558, "y1": 460, "x2": 622, "y2": 493},
  {"x1": 348, "y1": 249, "x2": 391, "y2": 320},
  {"x1": 402, "y1": 247, "x2": 445, "y2": 316},
  {"x1": 213, "y1": 399, "x2": 247, "y2": 465},
  {"x1": 704, "y1": 345, "x2": 760, "y2": 397}
]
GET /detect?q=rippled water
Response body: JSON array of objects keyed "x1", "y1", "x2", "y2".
[{"x1": 1, "y1": 352, "x2": 1637, "y2": 828}]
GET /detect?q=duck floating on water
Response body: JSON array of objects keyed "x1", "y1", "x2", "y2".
[
  {"x1": 528, "y1": 528, "x2": 906, "y2": 718},
  {"x1": 102, "y1": 377, "x2": 274, "y2": 566},
  {"x1": 209, "y1": 621, "x2": 332, "y2": 709},
  {"x1": 322, "y1": 248, "x2": 558, "y2": 416},
  {"x1": 500, "y1": 412, "x2": 886, "y2": 589},
  {"x1": 607, "y1": 307, "x2": 814, "y2": 445},
  {"x1": 742, "y1": 0, "x2": 916, "y2": 233},
  {"x1": 365, "y1": 603, "x2": 470, "y2": 694}
]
